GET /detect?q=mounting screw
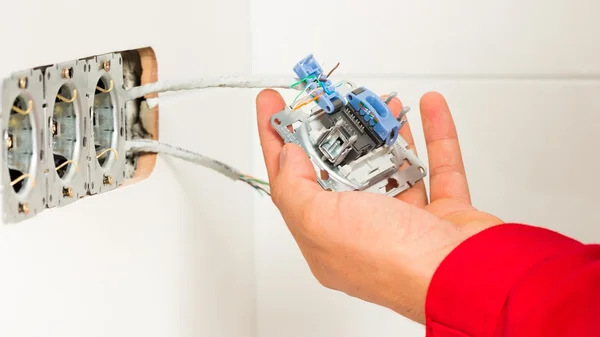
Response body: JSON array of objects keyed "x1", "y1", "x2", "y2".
[
  {"x1": 18, "y1": 203, "x2": 29, "y2": 214},
  {"x1": 18, "y1": 77, "x2": 27, "y2": 89},
  {"x1": 6, "y1": 135, "x2": 12, "y2": 149},
  {"x1": 103, "y1": 175, "x2": 113, "y2": 185},
  {"x1": 103, "y1": 61, "x2": 111, "y2": 72},
  {"x1": 51, "y1": 121, "x2": 57, "y2": 136},
  {"x1": 61, "y1": 68, "x2": 71, "y2": 79},
  {"x1": 62, "y1": 187, "x2": 74, "y2": 198}
]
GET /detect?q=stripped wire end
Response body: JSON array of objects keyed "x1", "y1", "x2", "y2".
[
  {"x1": 289, "y1": 62, "x2": 341, "y2": 111},
  {"x1": 240, "y1": 175, "x2": 271, "y2": 196}
]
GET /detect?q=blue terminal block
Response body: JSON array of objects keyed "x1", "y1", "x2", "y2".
[
  {"x1": 292, "y1": 54, "x2": 345, "y2": 114},
  {"x1": 346, "y1": 88, "x2": 400, "y2": 146}
]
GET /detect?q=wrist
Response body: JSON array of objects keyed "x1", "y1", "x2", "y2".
[{"x1": 382, "y1": 218, "x2": 474, "y2": 324}]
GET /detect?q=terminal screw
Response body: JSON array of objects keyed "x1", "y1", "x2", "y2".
[
  {"x1": 18, "y1": 203, "x2": 29, "y2": 214},
  {"x1": 103, "y1": 61, "x2": 111, "y2": 72},
  {"x1": 61, "y1": 68, "x2": 71, "y2": 79},
  {"x1": 6, "y1": 135, "x2": 12, "y2": 149},
  {"x1": 18, "y1": 77, "x2": 27, "y2": 89},
  {"x1": 103, "y1": 175, "x2": 113, "y2": 185},
  {"x1": 62, "y1": 187, "x2": 74, "y2": 198}
]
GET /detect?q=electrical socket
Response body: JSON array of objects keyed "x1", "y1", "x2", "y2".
[{"x1": 0, "y1": 47, "x2": 159, "y2": 224}]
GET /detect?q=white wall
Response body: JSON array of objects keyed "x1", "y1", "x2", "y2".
[
  {"x1": 2, "y1": 1, "x2": 600, "y2": 337},
  {"x1": 251, "y1": 1, "x2": 600, "y2": 337},
  {"x1": 0, "y1": 1, "x2": 256, "y2": 337}
]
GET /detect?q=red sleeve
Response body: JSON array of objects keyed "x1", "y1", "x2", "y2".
[{"x1": 425, "y1": 223, "x2": 600, "y2": 337}]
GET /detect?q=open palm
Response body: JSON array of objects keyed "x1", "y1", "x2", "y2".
[{"x1": 256, "y1": 89, "x2": 503, "y2": 324}]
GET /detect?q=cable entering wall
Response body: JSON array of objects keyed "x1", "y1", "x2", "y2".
[
  {"x1": 126, "y1": 139, "x2": 271, "y2": 195},
  {"x1": 126, "y1": 76, "x2": 303, "y2": 101}
]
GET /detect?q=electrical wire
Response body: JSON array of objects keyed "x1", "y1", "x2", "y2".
[
  {"x1": 290, "y1": 81, "x2": 345, "y2": 111},
  {"x1": 136, "y1": 65, "x2": 342, "y2": 109},
  {"x1": 125, "y1": 139, "x2": 271, "y2": 196},
  {"x1": 293, "y1": 93, "x2": 324, "y2": 111},
  {"x1": 324, "y1": 62, "x2": 341, "y2": 79},
  {"x1": 126, "y1": 76, "x2": 303, "y2": 101},
  {"x1": 292, "y1": 86, "x2": 323, "y2": 109}
]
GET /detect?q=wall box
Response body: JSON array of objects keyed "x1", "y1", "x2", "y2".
[{"x1": 0, "y1": 47, "x2": 159, "y2": 224}]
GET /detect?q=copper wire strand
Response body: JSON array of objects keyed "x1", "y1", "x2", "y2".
[
  {"x1": 96, "y1": 148, "x2": 118, "y2": 160},
  {"x1": 55, "y1": 160, "x2": 79, "y2": 172},
  {"x1": 10, "y1": 173, "x2": 35, "y2": 187},
  {"x1": 56, "y1": 89, "x2": 78, "y2": 103},
  {"x1": 293, "y1": 93, "x2": 324, "y2": 111},
  {"x1": 291, "y1": 62, "x2": 339, "y2": 111},
  {"x1": 292, "y1": 86, "x2": 322, "y2": 110},
  {"x1": 325, "y1": 62, "x2": 341, "y2": 79},
  {"x1": 96, "y1": 80, "x2": 114, "y2": 93},
  {"x1": 11, "y1": 100, "x2": 33, "y2": 115}
]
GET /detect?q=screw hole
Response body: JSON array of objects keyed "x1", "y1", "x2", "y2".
[{"x1": 274, "y1": 118, "x2": 281, "y2": 125}]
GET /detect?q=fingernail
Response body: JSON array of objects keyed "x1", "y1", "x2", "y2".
[{"x1": 279, "y1": 146, "x2": 288, "y2": 169}]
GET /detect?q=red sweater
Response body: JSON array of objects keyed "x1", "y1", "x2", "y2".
[{"x1": 425, "y1": 223, "x2": 600, "y2": 337}]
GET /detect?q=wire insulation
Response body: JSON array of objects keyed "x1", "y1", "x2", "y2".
[
  {"x1": 125, "y1": 139, "x2": 270, "y2": 195},
  {"x1": 126, "y1": 76, "x2": 303, "y2": 101}
]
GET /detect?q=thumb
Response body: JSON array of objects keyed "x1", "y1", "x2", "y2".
[{"x1": 271, "y1": 143, "x2": 321, "y2": 214}]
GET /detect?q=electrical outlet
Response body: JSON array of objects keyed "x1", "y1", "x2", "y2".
[{"x1": 0, "y1": 47, "x2": 159, "y2": 224}]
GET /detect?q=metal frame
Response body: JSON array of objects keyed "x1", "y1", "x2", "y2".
[
  {"x1": 44, "y1": 60, "x2": 90, "y2": 207},
  {"x1": 87, "y1": 53, "x2": 126, "y2": 195},
  {"x1": 270, "y1": 92, "x2": 427, "y2": 196},
  {"x1": 0, "y1": 47, "x2": 158, "y2": 224},
  {"x1": 0, "y1": 70, "x2": 48, "y2": 223}
]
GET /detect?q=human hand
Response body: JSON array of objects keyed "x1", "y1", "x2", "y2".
[{"x1": 255, "y1": 89, "x2": 503, "y2": 324}]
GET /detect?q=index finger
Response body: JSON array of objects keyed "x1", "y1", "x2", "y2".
[{"x1": 256, "y1": 89, "x2": 287, "y2": 182}]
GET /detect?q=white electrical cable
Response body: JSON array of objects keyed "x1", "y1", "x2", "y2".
[
  {"x1": 125, "y1": 75, "x2": 303, "y2": 101},
  {"x1": 146, "y1": 97, "x2": 159, "y2": 109},
  {"x1": 125, "y1": 139, "x2": 241, "y2": 180},
  {"x1": 125, "y1": 139, "x2": 271, "y2": 195}
]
